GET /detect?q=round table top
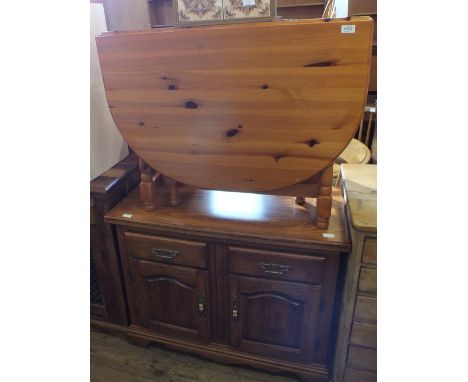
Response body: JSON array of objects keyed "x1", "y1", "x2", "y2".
[{"x1": 96, "y1": 18, "x2": 374, "y2": 192}]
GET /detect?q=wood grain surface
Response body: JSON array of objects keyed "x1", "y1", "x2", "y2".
[
  {"x1": 96, "y1": 18, "x2": 373, "y2": 192},
  {"x1": 105, "y1": 186, "x2": 350, "y2": 250}
]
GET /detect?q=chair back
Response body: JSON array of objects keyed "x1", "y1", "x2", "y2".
[{"x1": 357, "y1": 103, "x2": 377, "y2": 149}]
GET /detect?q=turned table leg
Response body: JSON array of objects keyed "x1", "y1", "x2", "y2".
[
  {"x1": 316, "y1": 165, "x2": 333, "y2": 229},
  {"x1": 139, "y1": 158, "x2": 157, "y2": 211}
]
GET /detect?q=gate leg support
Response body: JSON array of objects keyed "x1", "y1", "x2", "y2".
[
  {"x1": 139, "y1": 158, "x2": 157, "y2": 211},
  {"x1": 316, "y1": 165, "x2": 333, "y2": 229}
]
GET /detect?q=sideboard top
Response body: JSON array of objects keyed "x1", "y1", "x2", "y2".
[{"x1": 106, "y1": 187, "x2": 350, "y2": 251}]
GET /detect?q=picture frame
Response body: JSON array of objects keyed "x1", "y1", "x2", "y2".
[{"x1": 174, "y1": 0, "x2": 277, "y2": 26}]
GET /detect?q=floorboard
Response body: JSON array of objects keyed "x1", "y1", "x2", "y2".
[{"x1": 91, "y1": 331, "x2": 299, "y2": 381}]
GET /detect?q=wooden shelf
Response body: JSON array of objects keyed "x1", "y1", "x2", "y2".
[
  {"x1": 148, "y1": 0, "x2": 175, "y2": 27},
  {"x1": 277, "y1": 0, "x2": 324, "y2": 8}
]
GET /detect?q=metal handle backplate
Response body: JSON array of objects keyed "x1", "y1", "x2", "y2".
[
  {"x1": 151, "y1": 248, "x2": 178, "y2": 260},
  {"x1": 197, "y1": 290, "x2": 206, "y2": 320},
  {"x1": 259, "y1": 262, "x2": 291, "y2": 275},
  {"x1": 232, "y1": 296, "x2": 240, "y2": 323}
]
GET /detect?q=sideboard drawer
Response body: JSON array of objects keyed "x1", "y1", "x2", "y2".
[
  {"x1": 123, "y1": 231, "x2": 208, "y2": 269},
  {"x1": 228, "y1": 246, "x2": 326, "y2": 284}
]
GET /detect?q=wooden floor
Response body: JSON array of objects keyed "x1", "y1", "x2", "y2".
[{"x1": 91, "y1": 331, "x2": 299, "y2": 382}]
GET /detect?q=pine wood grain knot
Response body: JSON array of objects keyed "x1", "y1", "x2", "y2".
[
  {"x1": 306, "y1": 139, "x2": 320, "y2": 147},
  {"x1": 185, "y1": 100, "x2": 198, "y2": 109},
  {"x1": 304, "y1": 61, "x2": 336, "y2": 67},
  {"x1": 96, "y1": 18, "x2": 374, "y2": 195},
  {"x1": 273, "y1": 153, "x2": 286, "y2": 162},
  {"x1": 226, "y1": 129, "x2": 239, "y2": 138}
]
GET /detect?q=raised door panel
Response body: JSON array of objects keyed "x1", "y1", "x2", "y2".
[
  {"x1": 129, "y1": 258, "x2": 210, "y2": 342},
  {"x1": 229, "y1": 275, "x2": 321, "y2": 363}
]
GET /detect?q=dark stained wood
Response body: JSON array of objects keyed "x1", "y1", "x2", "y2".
[
  {"x1": 106, "y1": 185, "x2": 348, "y2": 381},
  {"x1": 229, "y1": 275, "x2": 322, "y2": 363},
  {"x1": 228, "y1": 246, "x2": 326, "y2": 284},
  {"x1": 277, "y1": 0, "x2": 323, "y2": 8},
  {"x1": 96, "y1": 18, "x2": 373, "y2": 193},
  {"x1": 369, "y1": 53, "x2": 377, "y2": 92},
  {"x1": 348, "y1": 0, "x2": 376, "y2": 15},
  {"x1": 90, "y1": 153, "x2": 140, "y2": 327},
  {"x1": 123, "y1": 231, "x2": 208, "y2": 268},
  {"x1": 106, "y1": 187, "x2": 350, "y2": 251},
  {"x1": 127, "y1": 258, "x2": 211, "y2": 342},
  {"x1": 148, "y1": 0, "x2": 175, "y2": 27},
  {"x1": 278, "y1": 4, "x2": 325, "y2": 19}
]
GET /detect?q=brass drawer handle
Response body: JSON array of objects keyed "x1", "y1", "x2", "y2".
[
  {"x1": 151, "y1": 248, "x2": 178, "y2": 260},
  {"x1": 259, "y1": 262, "x2": 291, "y2": 275}
]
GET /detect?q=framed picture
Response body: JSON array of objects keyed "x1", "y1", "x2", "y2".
[{"x1": 174, "y1": 0, "x2": 277, "y2": 26}]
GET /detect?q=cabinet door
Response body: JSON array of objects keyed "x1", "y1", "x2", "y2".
[
  {"x1": 229, "y1": 275, "x2": 322, "y2": 362},
  {"x1": 129, "y1": 258, "x2": 210, "y2": 342}
]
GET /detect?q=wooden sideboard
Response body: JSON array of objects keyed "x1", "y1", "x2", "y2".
[
  {"x1": 90, "y1": 153, "x2": 140, "y2": 330},
  {"x1": 332, "y1": 164, "x2": 377, "y2": 382},
  {"x1": 105, "y1": 186, "x2": 350, "y2": 381}
]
